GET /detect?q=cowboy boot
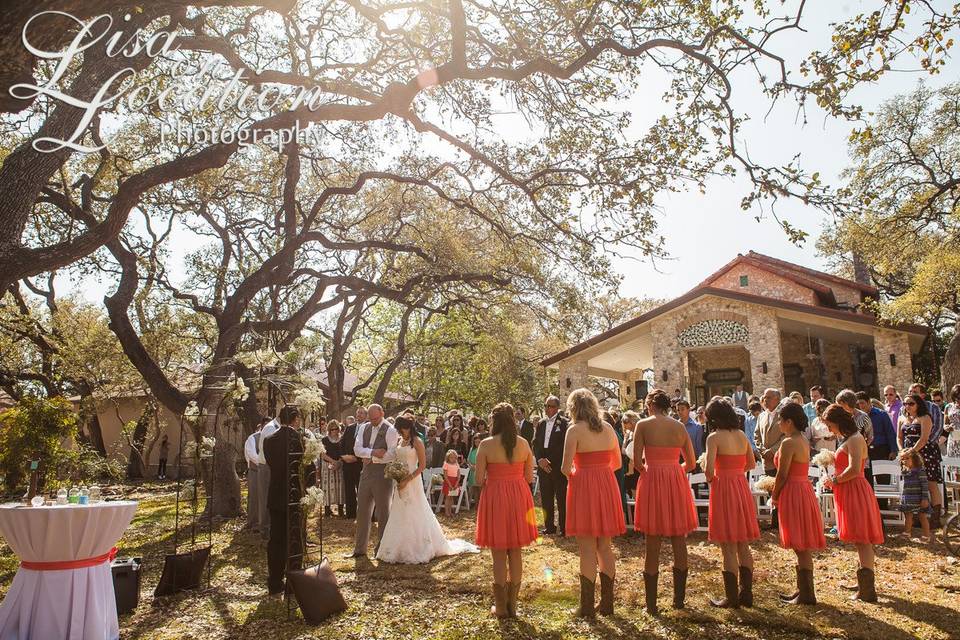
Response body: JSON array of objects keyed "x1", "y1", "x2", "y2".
[
  {"x1": 643, "y1": 572, "x2": 659, "y2": 615},
  {"x1": 853, "y1": 568, "x2": 877, "y2": 603},
  {"x1": 506, "y1": 581, "x2": 520, "y2": 617},
  {"x1": 709, "y1": 570, "x2": 739, "y2": 608},
  {"x1": 778, "y1": 565, "x2": 801, "y2": 602},
  {"x1": 738, "y1": 566, "x2": 753, "y2": 608},
  {"x1": 672, "y1": 566, "x2": 688, "y2": 609},
  {"x1": 491, "y1": 583, "x2": 509, "y2": 618},
  {"x1": 598, "y1": 572, "x2": 614, "y2": 615},
  {"x1": 784, "y1": 567, "x2": 816, "y2": 605},
  {"x1": 577, "y1": 575, "x2": 596, "y2": 618}
]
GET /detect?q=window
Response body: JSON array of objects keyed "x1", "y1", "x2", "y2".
[{"x1": 739, "y1": 275, "x2": 749, "y2": 287}]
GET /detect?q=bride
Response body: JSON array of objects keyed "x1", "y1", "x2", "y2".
[{"x1": 376, "y1": 415, "x2": 477, "y2": 564}]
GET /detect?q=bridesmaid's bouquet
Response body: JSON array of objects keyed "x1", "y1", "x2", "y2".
[
  {"x1": 811, "y1": 449, "x2": 836, "y2": 470},
  {"x1": 384, "y1": 460, "x2": 408, "y2": 482},
  {"x1": 696, "y1": 452, "x2": 707, "y2": 469},
  {"x1": 754, "y1": 475, "x2": 776, "y2": 494}
]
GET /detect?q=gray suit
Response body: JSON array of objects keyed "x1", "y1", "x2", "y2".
[{"x1": 352, "y1": 421, "x2": 397, "y2": 556}]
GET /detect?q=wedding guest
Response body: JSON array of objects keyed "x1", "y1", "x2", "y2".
[
  {"x1": 515, "y1": 406, "x2": 535, "y2": 444},
  {"x1": 434, "y1": 416, "x2": 447, "y2": 442},
  {"x1": 743, "y1": 402, "x2": 761, "y2": 452},
  {"x1": 340, "y1": 409, "x2": 364, "y2": 520},
  {"x1": 732, "y1": 384, "x2": 749, "y2": 411},
  {"x1": 621, "y1": 411, "x2": 639, "y2": 504},
  {"x1": 320, "y1": 420, "x2": 346, "y2": 517},
  {"x1": 442, "y1": 450, "x2": 461, "y2": 516},
  {"x1": 898, "y1": 393, "x2": 944, "y2": 529},
  {"x1": 771, "y1": 402, "x2": 825, "y2": 606},
  {"x1": 899, "y1": 452, "x2": 932, "y2": 542},
  {"x1": 821, "y1": 404, "x2": 883, "y2": 602},
  {"x1": 803, "y1": 386, "x2": 825, "y2": 423},
  {"x1": 810, "y1": 398, "x2": 836, "y2": 452},
  {"x1": 256, "y1": 414, "x2": 280, "y2": 540},
  {"x1": 475, "y1": 403, "x2": 537, "y2": 618},
  {"x1": 704, "y1": 399, "x2": 758, "y2": 608},
  {"x1": 263, "y1": 405, "x2": 306, "y2": 596},
  {"x1": 467, "y1": 434, "x2": 483, "y2": 503},
  {"x1": 945, "y1": 385, "x2": 960, "y2": 457},
  {"x1": 424, "y1": 428, "x2": 445, "y2": 468},
  {"x1": 677, "y1": 399, "x2": 704, "y2": 460},
  {"x1": 755, "y1": 388, "x2": 784, "y2": 528},
  {"x1": 448, "y1": 428, "x2": 468, "y2": 459},
  {"x1": 561, "y1": 389, "x2": 625, "y2": 617},
  {"x1": 157, "y1": 435, "x2": 170, "y2": 480},
  {"x1": 244, "y1": 420, "x2": 268, "y2": 532},
  {"x1": 349, "y1": 404, "x2": 399, "y2": 558},
  {"x1": 535, "y1": 395, "x2": 570, "y2": 536},
  {"x1": 633, "y1": 389, "x2": 697, "y2": 614}
]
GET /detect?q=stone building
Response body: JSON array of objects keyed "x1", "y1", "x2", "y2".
[{"x1": 542, "y1": 252, "x2": 928, "y2": 407}]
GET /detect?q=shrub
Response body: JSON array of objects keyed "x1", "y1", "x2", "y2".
[{"x1": 0, "y1": 395, "x2": 77, "y2": 494}]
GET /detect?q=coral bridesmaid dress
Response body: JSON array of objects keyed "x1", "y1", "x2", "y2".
[
  {"x1": 774, "y1": 452, "x2": 826, "y2": 551},
  {"x1": 475, "y1": 462, "x2": 538, "y2": 549},
  {"x1": 566, "y1": 449, "x2": 626, "y2": 538},
  {"x1": 834, "y1": 448, "x2": 884, "y2": 545},
  {"x1": 634, "y1": 446, "x2": 698, "y2": 536},
  {"x1": 708, "y1": 452, "x2": 760, "y2": 543}
]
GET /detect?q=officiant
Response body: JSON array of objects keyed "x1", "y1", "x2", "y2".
[{"x1": 534, "y1": 395, "x2": 569, "y2": 536}]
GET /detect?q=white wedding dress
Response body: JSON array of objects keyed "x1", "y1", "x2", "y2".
[{"x1": 376, "y1": 444, "x2": 478, "y2": 564}]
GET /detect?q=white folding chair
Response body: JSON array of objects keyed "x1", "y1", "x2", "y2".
[
  {"x1": 871, "y1": 460, "x2": 904, "y2": 525},
  {"x1": 749, "y1": 464, "x2": 772, "y2": 523},
  {"x1": 942, "y1": 457, "x2": 960, "y2": 504},
  {"x1": 625, "y1": 497, "x2": 635, "y2": 527},
  {"x1": 815, "y1": 464, "x2": 836, "y2": 525},
  {"x1": 455, "y1": 467, "x2": 472, "y2": 514},
  {"x1": 422, "y1": 468, "x2": 442, "y2": 497},
  {"x1": 688, "y1": 472, "x2": 709, "y2": 532}
]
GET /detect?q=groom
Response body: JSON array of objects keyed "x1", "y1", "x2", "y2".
[{"x1": 348, "y1": 404, "x2": 399, "y2": 558}]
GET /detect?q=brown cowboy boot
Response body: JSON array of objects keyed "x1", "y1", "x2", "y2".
[
  {"x1": 738, "y1": 566, "x2": 753, "y2": 608},
  {"x1": 506, "y1": 581, "x2": 520, "y2": 618},
  {"x1": 598, "y1": 572, "x2": 614, "y2": 615},
  {"x1": 784, "y1": 567, "x2": 816, "y2": 605},
  {"x1": 491, "y1": 583, "x2": 509, "y2": 618},
  {"x1": 672, "y1": 566, "x2": 688, "y2": 609},
  {"x1": 643, "y1": 572, "x2": 659, "y2": 615},
  {"x1": 576, "y1": 575, "x2": 596, "y2": 618},
  {"x1": 852, "y1": 568, "x2": 877, "y2": 603},
  {"x1": 709, "y1": 570, "x2": 739, "y2": 608}
]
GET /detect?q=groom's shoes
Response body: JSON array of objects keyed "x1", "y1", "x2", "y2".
[{"x1": 344, "y1": 552, "x2": 367, "y2": 559}]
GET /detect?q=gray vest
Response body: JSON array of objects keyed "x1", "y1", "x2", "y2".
[{"x1": 362, "y1": 422, "x2": 388, "y2": 452}]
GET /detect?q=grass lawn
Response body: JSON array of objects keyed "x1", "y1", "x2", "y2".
[{"x1": 2, "y1": 484, "x2": 959, "y2": 639}]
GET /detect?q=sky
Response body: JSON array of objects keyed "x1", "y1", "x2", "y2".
[
  {"x1": 59, "y1": 1, "x2": 958, "y2": 306},
  {"x1": 611, "y1": 1, "x2": 959, "y2": 301}
]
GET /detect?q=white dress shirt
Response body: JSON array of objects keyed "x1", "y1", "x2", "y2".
[
  {"x1": 353, "y1": 420, "x2": 399, "y2": 464},
  {"x1": 543, "y1": 414, "x2": 557, "y2": 450},
  {"x1": 243, "y1": 432, "x2": 260, "y2": 466},
  {"x1": 256, "y1": 419, "x2": 279, "y2": 464}
]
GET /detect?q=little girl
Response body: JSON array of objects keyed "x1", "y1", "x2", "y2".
[
  {"x1": 899, "y1": 452, "x2": 932, "y2": 542},
  {"x1": 442, "y1": 450, "x2": 461, "y2": 516}
]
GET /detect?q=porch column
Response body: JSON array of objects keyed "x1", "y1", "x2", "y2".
[
  {"x1": 746, "y1": 307, "x2": 784, "y2": 394},
  {"x1": 874, "y1": 328, "x2": 913, "y2": 394},
  {"x1": 556, "y1": 355, "x2": 589, "y2": 403},
  {"x1": 620, "y1": 368, "x2": 644, "y2": 408},
  {"x1": 651, "y1": 317, "x2": 685, "y2": 396}
]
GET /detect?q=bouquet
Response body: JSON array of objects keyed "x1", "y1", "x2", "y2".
[
  {"x1": 696, "y1": 452, "x2": 707, "y2": 469},
  {"x1": 431, "y1": 474, "x2": 444, "y2": 487},
  {"x1": 384, "y1": 460, "x2": 409, "y2": 482},
  {"x1": 811, "y1": 449, "x2": 836, "y2": 469},
  {"x1": 754, "y1": 475, "x2": 776, "y2": 494}
]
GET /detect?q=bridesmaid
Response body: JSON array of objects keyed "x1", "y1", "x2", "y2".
[
  {"x1": 703, "y1": 397, "x2": 759, "y2": 608},
  {"x1": 822, "y1": 403, "x2": 883, "y2": 602},
  {"x1": 561, "y1": 389, "x2": 626, "y2": 617},
  {"x1": 771, "y1": 402, "x2": 826, "y2": 605},
  {"x1": 475, "y1": 402, "x2": 538, "y2": 618},
  {"x1": 633, "y1": 389, "x2": 698, "y2": 614}
]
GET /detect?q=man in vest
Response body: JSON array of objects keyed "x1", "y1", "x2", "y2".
[
  {"x1": 243, "y1": 418, "x2": 270, "y2": 532},
  {"x1": 348, "y1": 404, "x2": 399, "y2": 558}
]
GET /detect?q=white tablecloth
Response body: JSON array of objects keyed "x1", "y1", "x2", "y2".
[{"x1": 0, "y1": 501, "x2": 138, "y2": 640}]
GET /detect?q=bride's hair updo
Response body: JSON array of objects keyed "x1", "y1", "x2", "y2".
[
  {"x1": 394, "y1": 415, "x2": 416, "y2": 443},
  {"x1": 491, "y1": 402, "x2": 518, "y2": 462}
]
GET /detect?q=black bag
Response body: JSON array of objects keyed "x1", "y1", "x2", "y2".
[
  {"x1": 154, "y1": 546, "x2": 211, "y2": 597},
  {"x1": 286, "y1": 557, "x2": 348, "y2": 624}
]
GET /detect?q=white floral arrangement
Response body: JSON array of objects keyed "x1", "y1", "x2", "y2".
[
  {"x1": 811, "y1": 449, "x2": 836, "y2": 469},
  {"x1": 184, "y1": 436, "x2": 216, "y2": 460},
  {"x1": 179, "y1": 480, "x2": 197, "y2": 502},
  {"x1": 183, "y1": 401, "x2": 202, "y2": 424},
  {"x1": 696, "y1": 452, "x2": 707, "y2": 469},
  {"x1": 754, "y1": 475, "x2": 776, "y2": 494},
  {"x1": 295, "y1": 386, "x2": 326, "y2": 415},
  {"x1": 300, "y1": 485, "x2": 325, "y2": 510},
  {"x1": 224, "y1": 375, "x2": 250, "y2": 403},
  {"x1": 303, "y1": 432, "x2": 326, "y2": 460}
]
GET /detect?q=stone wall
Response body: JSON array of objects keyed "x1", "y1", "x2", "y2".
[
  {"x1": 874, "y1": 328, "x2": 914, "y2": 394},
  {"x1": 686, "y1": 346, "x2": 752, "y2": 403},
  {"x1": 707, "y1": 263, "x2": 818, "y2": 306},
  {"x1": 556, "y1": 355, "x2": 590, "y2": 403},
  {"x1": 746, "y1": 305, "x2": 785, "y2": 393}
]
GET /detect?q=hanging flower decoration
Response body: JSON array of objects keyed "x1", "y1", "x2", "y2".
[
  {"x1": 224, "y1": 374, "x2": 250, "y2": 403},
  {"x1": 183, "y1": 436, "x2": 216, "y2": 460},
  {"x1": 179, "y1": 479, "x2": 197, "y2": 502},
  {"x1": 183, "y1": 401, "x2": 201, "y2": 425},
  {"x1": 303, "y1": 431, "x2": 326, "y2": 460},
  {"x1": 300, "y1": 485, "x2": 325, "y2": 511},
  {"x1": 295, "y1": 386, "x2": 326, "y2": 415}
]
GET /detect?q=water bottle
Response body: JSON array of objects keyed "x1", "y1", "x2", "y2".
[
  {"x1": 56, "y1": 488, "x2": 68, "y2": 505},
  {"x1": 68, "y1": 485, "x2": 80, "y2": 504},
  {"x1": 89, "y1": 485, "x2": 101, "y2": 504},
  {"x1": 78, "y1": 485, "x2": 89, "y2": 505}
]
